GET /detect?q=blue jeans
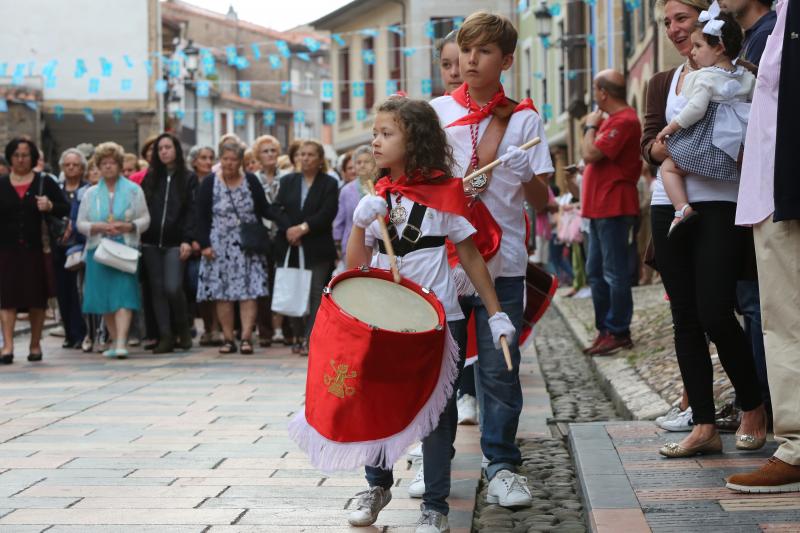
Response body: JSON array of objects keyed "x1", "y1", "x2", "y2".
[
  {"x1": 460, "y1": 276, "x2": 525, "y2": 481},
  {"x1": 365, "y1": 318, "x2": 467, "y2": 516},
  {"x1": 737, "y1": 280, "x2": 771, "y2": 413},
  {"x1": 586, "y1": 216, "x2": 635, "y2": 336}
]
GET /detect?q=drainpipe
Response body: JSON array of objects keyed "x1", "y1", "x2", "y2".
[{"x1": 388, "y1": 0, "x2": 406, "y2": 91}]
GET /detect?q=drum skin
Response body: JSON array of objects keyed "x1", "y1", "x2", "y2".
[{"x1": 304, "y1": 268, "x2": 447, "y2": 443}]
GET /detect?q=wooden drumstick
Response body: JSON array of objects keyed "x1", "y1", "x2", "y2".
[
  {"x1": 463, "y1": 137, "x2": 542, "y2": 183},
  {"x1": 500, "y1": 336, "x2": 513, "y2": 371},
  {"x1": 366, "y1": 181, "x2": 401, "y2": 284}
]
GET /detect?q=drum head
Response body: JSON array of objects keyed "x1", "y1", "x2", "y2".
[{"x1": 331, "y1": 277, "x2": 439, "y2": 332}]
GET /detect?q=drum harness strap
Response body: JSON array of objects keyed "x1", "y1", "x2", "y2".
[{"x1": 378, "y1": 194, "x2": 446, "y2": 257}]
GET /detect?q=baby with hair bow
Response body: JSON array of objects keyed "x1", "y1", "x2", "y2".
[{"x1": 655, "y1": 0, "x2": 755, "y2": 239}]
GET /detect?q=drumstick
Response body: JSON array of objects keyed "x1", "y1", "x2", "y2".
[
  {"x1": 464, "y1": 137, "x2": 542, "y2": 183},
  {"x1": 500, "y1": 336, "x2": 513, "y2": 371},
  {"x1": 366, "y1": 181, "x2": 402, "y2": 284}
]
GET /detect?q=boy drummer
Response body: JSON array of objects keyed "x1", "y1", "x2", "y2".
[{"x1": 430, "y1": 11, "x2": 554, "y2": 508}]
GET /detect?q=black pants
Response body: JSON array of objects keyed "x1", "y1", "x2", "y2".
[
  {"x1": 142, "y1": 246, "x2": 189, "y2": 339},
  {"x1": 52, "y1": 246, "x2": 87, "y2": 344},
  {"x1": 651, "y1": 202, "x2": 762, "y2": 423}
]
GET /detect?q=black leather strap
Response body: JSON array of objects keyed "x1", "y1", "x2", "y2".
[
  {"x1": 378, "y1": 236, "x2": 445, "y2": 256},
  {"x1": 381, "y1": 192, "x2": 445, "y2": 256}
]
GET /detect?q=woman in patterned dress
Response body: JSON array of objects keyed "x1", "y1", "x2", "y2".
[{"x1": 196, "y1": 141, "x2": 273, "y2": 354}]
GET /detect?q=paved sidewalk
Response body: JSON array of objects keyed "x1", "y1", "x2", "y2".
[
  {"x1": 0, "y1": 324, "x2": 552, "y2": 532},
  {"x1": 571, "y1": 421, "x2": 800, "y2": 533}
]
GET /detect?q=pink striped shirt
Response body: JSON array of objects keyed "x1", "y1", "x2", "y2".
[{"x1": 736, "y1": 0, "x2": 787, "y2": 226}]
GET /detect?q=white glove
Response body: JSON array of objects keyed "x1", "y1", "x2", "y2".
[
  {"x1": 488, "y1": 312, "x2": 516, "y2": 349},
  {"x1": 353, "y1": 194, "x2": 388, "y2": 229},
  {"x1": 498, "y1": 145, "x2": 531, "y2": 178}
]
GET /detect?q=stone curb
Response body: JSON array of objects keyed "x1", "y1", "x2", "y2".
[{"x1": 552, "y1": 296, "x2": 670, "y2": 421}]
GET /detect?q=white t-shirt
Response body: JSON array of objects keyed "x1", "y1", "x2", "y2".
[
  {"x1": 651, "y1": 65, "x2": 739, "y2": 206},
  {"x1": 430, "y1": 96, "x2": 555, "y2": 277},
  {"x1": 364, "y1": 194, "x2": 476, "y2": 321}
]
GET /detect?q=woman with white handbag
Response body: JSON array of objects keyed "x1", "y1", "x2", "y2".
[{"x1": 76, "y1": 142, "x2": 150, "y2": 359}]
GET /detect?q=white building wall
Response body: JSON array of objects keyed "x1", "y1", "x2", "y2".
[{"x1": 0, "y1": 0, "x2": 151, "y2": 103}]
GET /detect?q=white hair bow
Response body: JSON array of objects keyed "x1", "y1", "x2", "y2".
[{"x1": 699, "y1": 1, "x2": 724, "y2": 37}]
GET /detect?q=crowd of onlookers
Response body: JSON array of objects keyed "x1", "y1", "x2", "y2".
[{"x1": 0, "y1": 131, "x2": 377, "y2": 363}]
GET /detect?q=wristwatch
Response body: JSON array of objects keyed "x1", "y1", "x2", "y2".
[
  {"x1": 583, "y1": 124, "x2": 598, "y2": 135},
  {"x1": 300, "y1": 222, "x2": 310, "y2": 233}
]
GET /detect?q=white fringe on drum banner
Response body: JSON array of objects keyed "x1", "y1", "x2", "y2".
[{"x1": 287, "y1": 326, "x2": 461, "y2": 473}]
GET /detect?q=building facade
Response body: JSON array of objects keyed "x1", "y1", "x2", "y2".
[{"x1": 312, "y1": 0, "x2": 518, "y2": 151}]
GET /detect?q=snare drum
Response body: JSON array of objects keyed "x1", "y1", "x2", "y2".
[{"x1": 288, "y1": 267, "x2": 460, "y2": 472}]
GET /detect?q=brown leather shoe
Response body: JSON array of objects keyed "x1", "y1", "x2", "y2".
[
  {"x1": 589, "y1": 333, "x2": 634, "y2": 356},
  {"x1": 726, "y1": 457, "x2": 800, "y2": 493},
  {"x1": 582, "y1": 332, "x2": 608, "y2": 354}
]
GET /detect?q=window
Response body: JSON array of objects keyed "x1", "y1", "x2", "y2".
[
  {"x1": 524, "y1": 46, "x2": 532, "y2": 99},
  {"x1": 363, "y1": 37, "x2": 375, "y2": 112},
  {"x1": 389, "y1": 27, "x2": 403, "y2": 93},
  {"x1": 339, "y1": 46, "x2": 351, "y2": 122},
  {"x1": 430, "y1": 17, "x2": 456, "y2": 97}
]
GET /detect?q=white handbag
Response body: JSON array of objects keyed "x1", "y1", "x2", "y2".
[
  {"x1": 94, "y1": 238, "x2": 140, "y2": 274},
  {"x1": 271, "y1": 246, "x2": 312, "y2": 317}
]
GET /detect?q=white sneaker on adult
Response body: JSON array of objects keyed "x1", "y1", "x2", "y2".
[
  {"x1": 656, "y1": 405, "x2": 682, "y2": 425},
  {"x1": 415, "y1": 507, "x2": 450, "y2": 533},
  {"x1": 408, "y1": 464, "x2": 425, "y2": 498},
  {"x1": 347, "y1": 486, "x2": 392, "y2": 527},
  {"x1": 457, "y1": 394, "x2": 478, "y2": 425},
  {"x1": 657, "y1": 406, "x2": 693, "y2": 432},
  {"x1": 486, "y1": 470, "x2": 532, "y2": 507}
]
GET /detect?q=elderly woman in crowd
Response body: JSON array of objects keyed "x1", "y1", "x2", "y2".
[
  {"x1": 333, "y1": 145, "x2": 375, "y2": 264},
  {"x1": 186, "y1": 145, "x2": 221, "y2": 347},
  {"x1": 252, "y1": 135, "x2": 286, "y2": 346},
  {"x1": 129, "y1": 135, "x2": 158, "y2": 185},
  {"x1": 140, "y1": 133, "x2": 197, "y2": 354},
  {"x1": 0, "y1": 138, "x2": 70, "y2": 364},
  {"x1": 643, "y1": 0, "x2": 767, "y2": 457},
  {"x1": 196, "y1": 141, "x2": 272, "y2": 355},
  {"x1": 53, "y1": 148, "x2": 90, "y2": 349},
  {"x1": 77, "y1": 142, "x2": 150, "y2": 359},
  {"x1": 272, "y1": 139, "x2": 339, "y2": 355}
]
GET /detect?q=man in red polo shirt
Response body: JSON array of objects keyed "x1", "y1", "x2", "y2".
[{"x1": 580, "y1": 69, "x2": 642, "y2": 355}]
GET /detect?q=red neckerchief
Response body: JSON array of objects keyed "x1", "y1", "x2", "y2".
[
  {"x1": 375, "y1": 169, "x2": 470, "y2": 219},
  {"x1": 446, "y1": 83, "x2": 538, "y2": 128}
]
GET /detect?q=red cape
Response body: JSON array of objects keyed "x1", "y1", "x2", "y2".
[{"x1": 375, "y1": 170, "x2": 469, "y2": 219}]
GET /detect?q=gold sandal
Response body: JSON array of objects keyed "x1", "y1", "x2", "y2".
[{"x1": 659, "y1": 433, "x2": 722, "y2": 458}]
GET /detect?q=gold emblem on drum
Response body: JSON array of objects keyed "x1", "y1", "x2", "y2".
[{"x1": 324, "y1": 360, "x2": 357, "y2": 398}]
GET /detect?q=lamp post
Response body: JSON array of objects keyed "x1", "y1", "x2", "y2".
[
  {"x1": 184, "y1": 40, "x2": 200, "y2": 79},
  {"x1": 534, "y1": 1, "x2": 553, "y2": 121}
]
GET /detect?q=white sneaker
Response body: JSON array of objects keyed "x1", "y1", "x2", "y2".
[
  {"x1": 408, "y1": 464, "x2": 425, "y2": 498},
  {"x1": 657, "y1": 406, "x2": 693, "y2": 432},
  {"x1": 486, "y1": 470, "x2": 532, "y2": 508},
  {"x1": 656, "y1": 405, "x2": 682, "y2": 425},
  {"x1": 457, "y1": 394, "x2": 478, "y2": 425},
  {"x1": 407, "y1": 443, "x2": 423, "y2": 462},
  {"x1": 347, "y1": 486, "x2": 392, "y2": 527},
  {"x1": 415, "y1": 507, "x2": 449, "y2": 533}
]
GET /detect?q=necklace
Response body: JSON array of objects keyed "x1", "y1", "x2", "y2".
[
  {"x1": 389, "y1": 191, "x2": 407, "y2": 225},
  {"x1": 463, "y1": 90, "x2": 490, "y2": 196}
]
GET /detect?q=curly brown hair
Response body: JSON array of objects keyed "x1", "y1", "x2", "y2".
[{"x1": 376, "y1": 97, "x2": 454, "y2": 183}]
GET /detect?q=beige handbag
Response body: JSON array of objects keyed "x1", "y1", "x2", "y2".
[{"x1": 94, "y1": 238, "x2": 140, "y2": 274}]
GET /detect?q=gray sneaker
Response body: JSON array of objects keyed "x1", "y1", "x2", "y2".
[
  {"x1": 415, "y1": 507, "x2": 450, "y2": 533},
  {"x1": 347, "y1": 486, "x2": 392, "y2": 527}
]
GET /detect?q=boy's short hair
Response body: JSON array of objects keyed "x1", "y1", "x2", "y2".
[{"x1": 457, "y1": 12, "x2": 518, "y2": 56}]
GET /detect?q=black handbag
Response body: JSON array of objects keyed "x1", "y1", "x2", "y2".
[
  {"x1": 226, "y1": 184, "x2": 271, "y2": 255},
  {"x1": 38, "y1": 175, "x2": 69, "y2": 243}
]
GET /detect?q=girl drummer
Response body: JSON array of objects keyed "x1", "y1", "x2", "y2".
[{"x1": 345, "y1": 96, "x2": 515, "y2": 532}]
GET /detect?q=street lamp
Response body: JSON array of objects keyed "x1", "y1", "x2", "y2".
[
  {"x1": 184, "y1": 40, "x2": 200, "y2": 79},
  {"x1": 534, "y1": 1, "x2": 553, "y2": 121},
  {"x1": 534, "y1": 1, "x2": 553, "y2": 39}
]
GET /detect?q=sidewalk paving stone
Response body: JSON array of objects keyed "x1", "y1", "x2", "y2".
[{"x1": 0, "y1": 326, "x2": 554, "y2": 529}]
